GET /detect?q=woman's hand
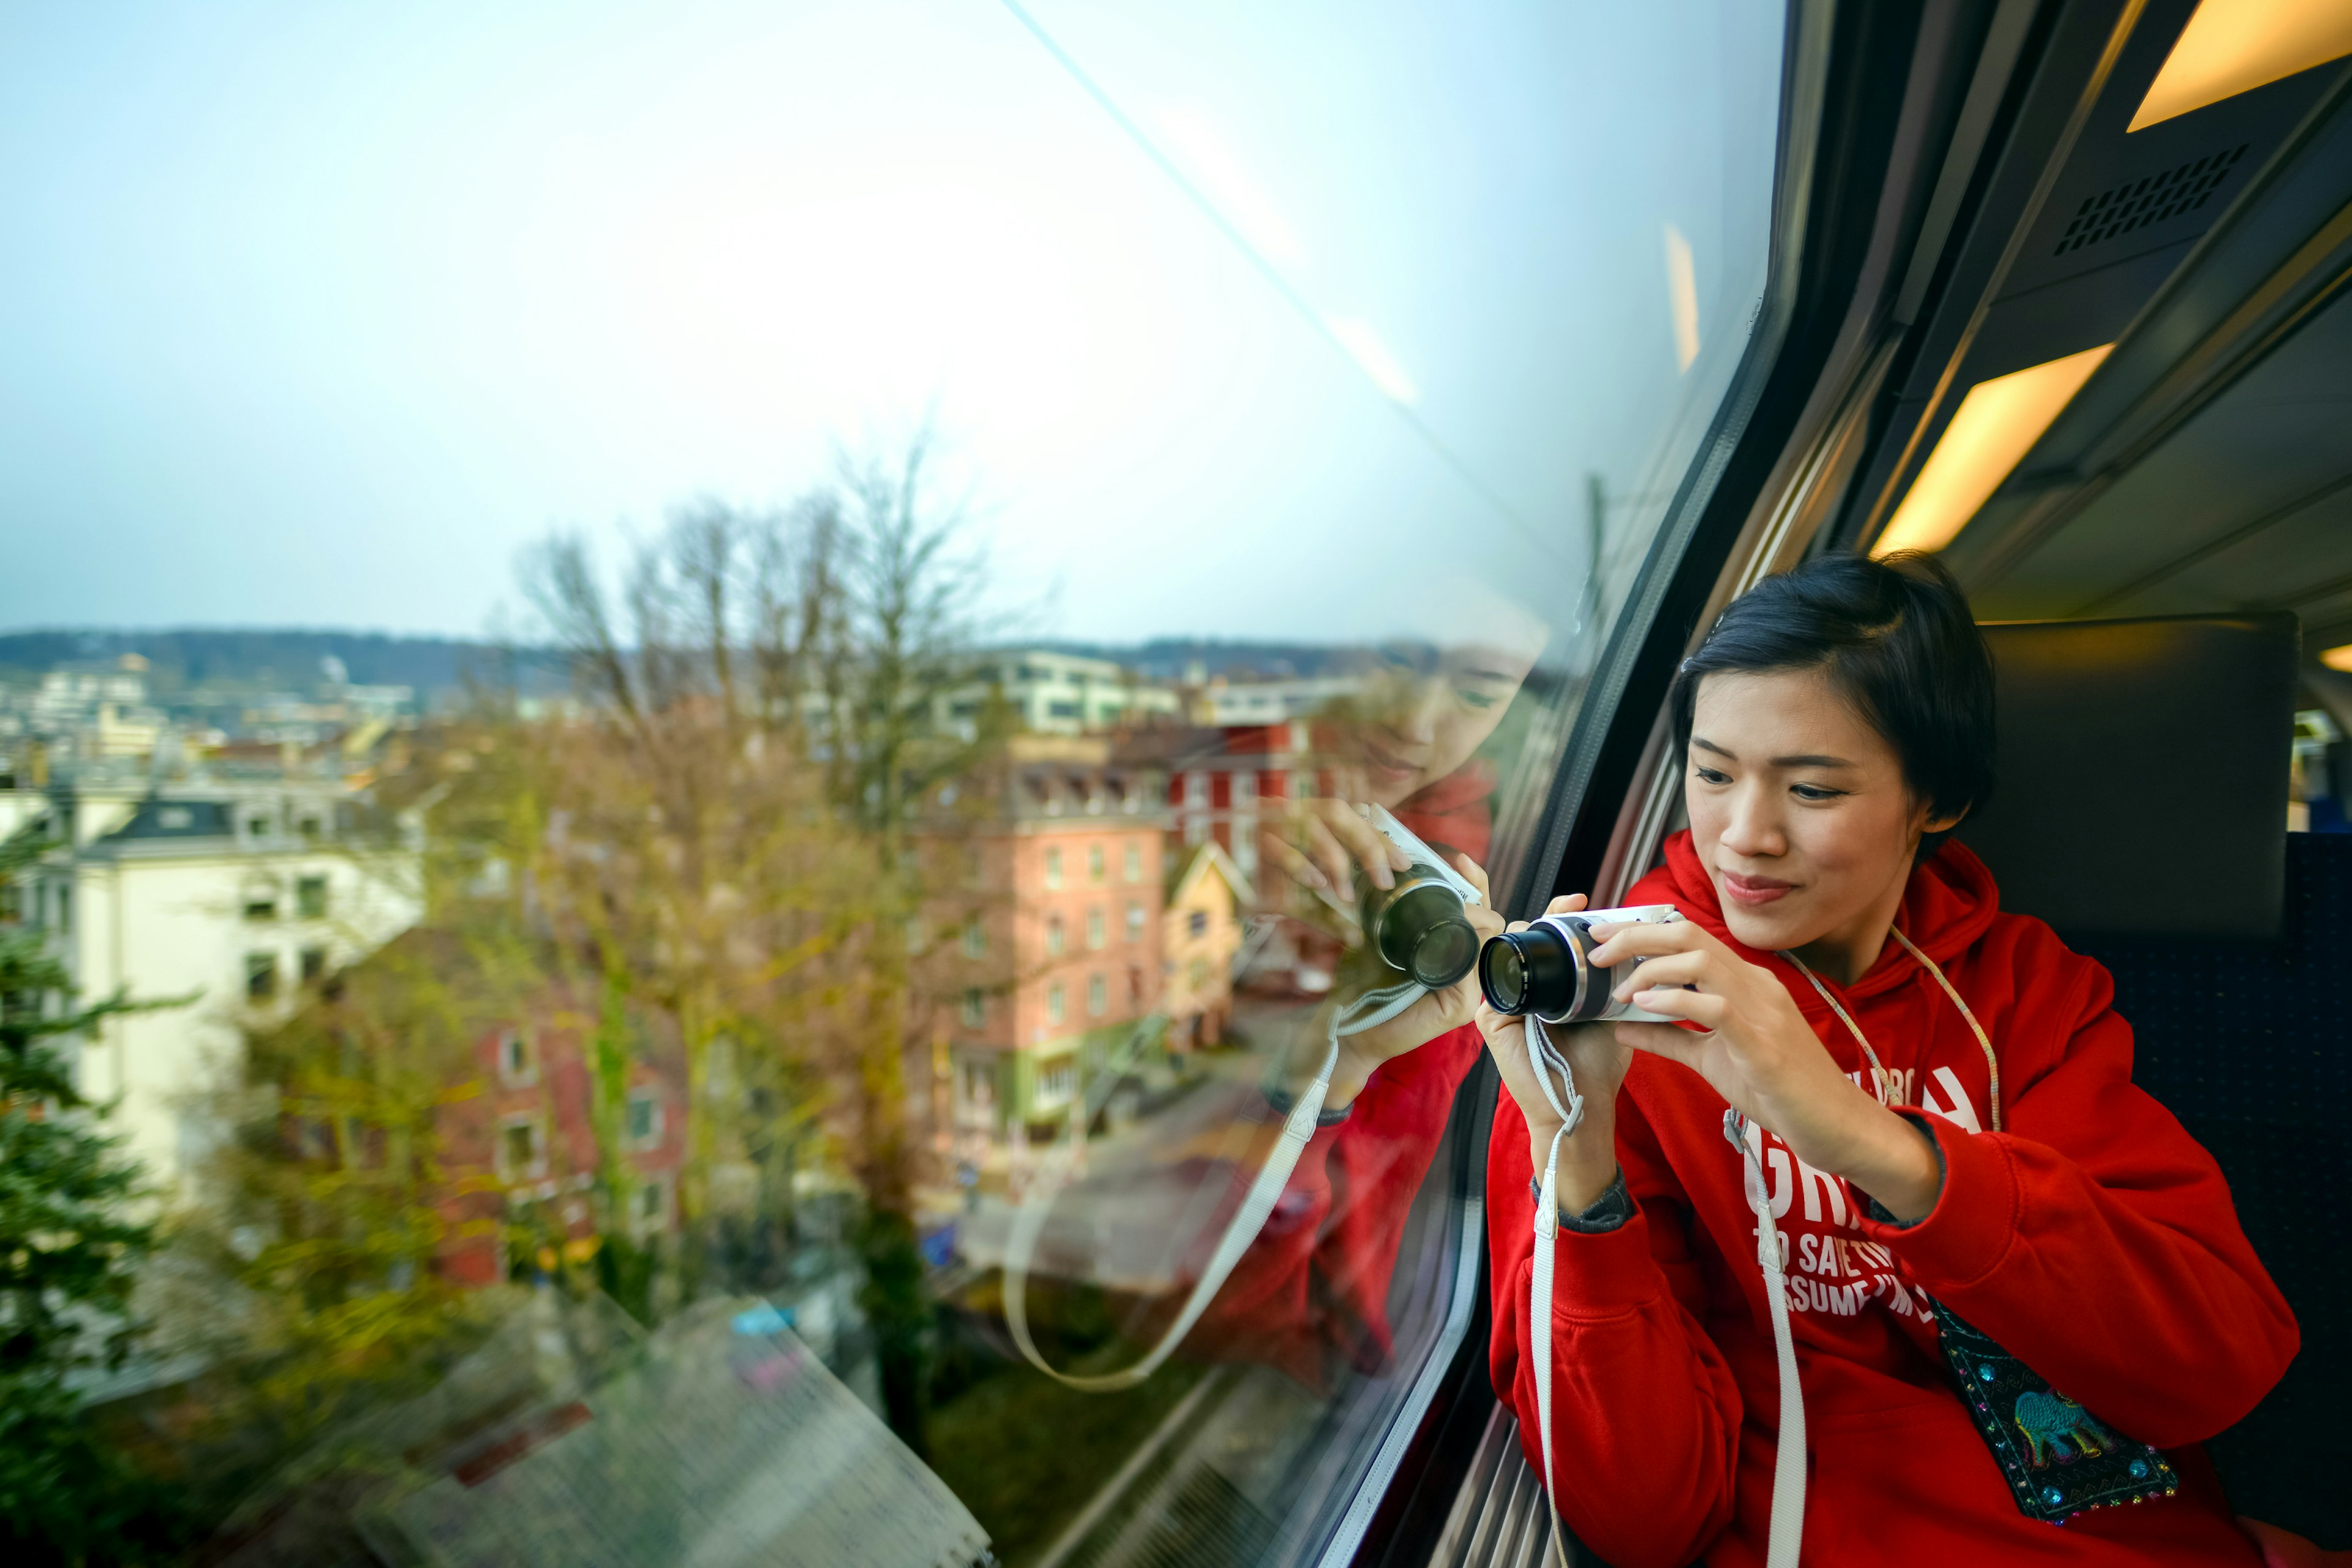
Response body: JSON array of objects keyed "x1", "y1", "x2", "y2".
[
  {"x1": 1473, "y1": 894, "x2": 1629, "y2": 1213},
  {"x1": 1590, "y1": 918, "x2": 1943, "y2": 1220},
  {"x1": 1320, "y1": 853, "x2": 1506, "y2": 1109},
  {"x1": 1260, "y1": 793, "x2": 1411, "y2": 910}
]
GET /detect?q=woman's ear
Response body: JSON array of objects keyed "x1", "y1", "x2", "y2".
[{"x1": 1923, "y1": 807, "x2": 1967, "y2": 835}]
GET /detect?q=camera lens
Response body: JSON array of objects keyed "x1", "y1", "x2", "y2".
[
  {"x1": 1409, "y1": 918, "x2": 1480, "y2": 990},
  {"x1": 1365, "y1": 874, "x2": 1479, "y2": 989},
  {"x1": 1482, "y1": 938, "x2": 1528, "y2": 1011},
  {"x1": 1477, "y1": 922, "x2": 1585, "y2": 1019}
]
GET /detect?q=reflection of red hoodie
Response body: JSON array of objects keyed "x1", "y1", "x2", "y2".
[
  {"x1": 1183, "y1": 773, "x2": 1494, "y2": 1385},
  {"x1": 1488, "y1": 832, "x2": 2297, "y2": 1566}
]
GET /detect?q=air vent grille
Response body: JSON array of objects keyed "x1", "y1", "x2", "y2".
[{"x1": 2054, "y1": 144, "x2": 2247, "y2": 256}]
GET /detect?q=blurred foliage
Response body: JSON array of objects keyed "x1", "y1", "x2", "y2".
[{"x1": 0, "y1": 835, "x2": 184, "y2": 1564}]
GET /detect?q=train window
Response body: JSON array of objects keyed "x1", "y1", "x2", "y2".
[{"x1": 1, "y1": 2, "x2": 1785, "y2": 1564}]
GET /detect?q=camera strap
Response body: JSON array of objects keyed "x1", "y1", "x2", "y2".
[
  {"x1": 1521, "y1": 1013, "x2": 1584, "y2": 1568},
  {"x1": 1001, "y1": 980, "x2": 1427, "y2": 1392}
]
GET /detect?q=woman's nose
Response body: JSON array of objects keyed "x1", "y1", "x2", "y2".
[
  {"x1": 1719, "y1": 785, "x2": 1784, "y2": 858},
  {"x1": 1387, "y1": 679, "x2": 1444, "y2": 745}
]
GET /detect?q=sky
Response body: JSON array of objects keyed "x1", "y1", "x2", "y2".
[{"x1": 0, "y1": 0, "x2": 1783, "y2": 648}]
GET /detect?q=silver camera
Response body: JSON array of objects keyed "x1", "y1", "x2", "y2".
[
  {"x1": 1354, "y1": 804, "x2": 1485, "y2": 989},
  {"x1": 1477, "y1": 904, "x2": 1684, "y2": 1023}
]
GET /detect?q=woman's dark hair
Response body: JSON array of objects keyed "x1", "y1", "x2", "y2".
[{"x1": 1668, "y1": 550, "x2": 1994, "y2": 829}]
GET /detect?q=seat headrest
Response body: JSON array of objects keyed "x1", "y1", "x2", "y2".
[{"x1": 1959, "y1": 614, "x2": 2298, "y2": 940}]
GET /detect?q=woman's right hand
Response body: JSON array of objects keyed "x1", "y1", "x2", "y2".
[{"x1": 1473, "y1": 894, "x2": 1629, "y2": 1211}]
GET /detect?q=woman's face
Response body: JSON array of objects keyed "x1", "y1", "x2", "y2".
[
  {"x1": 1684, "y1": 668, "x2": 1953, "y2": 959},
  {"x1": 1347, "y1": 641, "x2": 1538, "y2": 807}
]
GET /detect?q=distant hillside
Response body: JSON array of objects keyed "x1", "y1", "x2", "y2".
[
  {"x1": 0, "y1": 629, "x2": 557, "y2": 697},
  {"x1": 0, "y1": 628, "x2": 1349, "y2": 697}
]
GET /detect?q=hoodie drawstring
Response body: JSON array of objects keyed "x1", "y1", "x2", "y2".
[{"x1": 1706, "y1": 931, "x2": 2003, "y2": 1568}]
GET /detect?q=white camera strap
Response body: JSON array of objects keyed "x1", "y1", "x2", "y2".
[
  {"x1": 1520, "y1": 1014, "x2": 1583, "y2": 1568},
  {"x1": 1724, "y1": 1107, "x2": 1806, "y2": 1568},
  {"x1": 1002, "y1": 979, "x2": 1426, "y2": 1391}
]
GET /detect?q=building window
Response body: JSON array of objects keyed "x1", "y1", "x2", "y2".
[
  {"x1": 1035, "y1": 1058, "x2": 1076, "y2": 1107},
  {"x1": 56, "y1": 885, "x2": 70, "y2": 934},
  {"x1": 298, "y1": 815, "x2": 322, "y2": 840},
  {"x1": 296, "y1": 875, "x2": 328, "y2": 919},
  {"x1": 497, "y1": 1027, "x2": 537, "y2": 1086},
  {"x1": 1085, "y1": 908, "x2": 1105, "y2": 949},
  {"x1": 1087, "y1": 973, "x2": 1108, "y2": 1016},
  {"x1": 1047, "y1": 982, "x2": 1066, "y2": 1025},
  {"x1": 1088, "y1": 844, "x2": 1106, "y2": 883},
  {"x1": 1045, "y1": 913, "x2": 1065, "y2": 957},
  {"x1": 1125, "y1": 843, "x2": 1142, "y2": 882},
  {"x1": 1043, "y1": 848, "x2": 1063, "y2": 889},
  {"x1": 961, "y1": 919, "x2": 987, "y2": 959},
  {"x1": 1126, "y1": 902, "x2": 1144, "y2": 943},
  {"x1": 300, "y1": 946, "x2": 328, "y2": 984},
  {"x1": 244, "y1": 886, "x2": 278, "y2": 921},
  {"x1": 960, "y1": 1057, "x2": 996, "y2": 1108},
  {"x1": 157, "y1": 805, "x2": 192, "y2": 831},
  {"x1": 960, "y1": 987, "x2": 986, "y2": 1028},
  {"x1": 637, "y1": 1180, "x2": 665, "y2": 1231},
  {"x1": 247, "y1": 815, "x2": 272, "y2": 838},
  {"x1": 626, "y1": 1088, "x2": 662, "y2": 1149},
  {"x1": 1189, "y1": 910, "x2": 1210, "y2": 938},
  {"x1": 245, "y1": 951, "x2": 277, "y2": 1001},
  {"x1": 499, "y1": 1117, "x2": 546, "y2": 1182}
]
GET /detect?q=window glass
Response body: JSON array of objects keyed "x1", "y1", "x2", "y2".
[{"x1": 0, "y1": 2, "x2": 1783, "y2": 1562}]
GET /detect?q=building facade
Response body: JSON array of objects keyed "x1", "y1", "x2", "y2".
[
  {"x1": 929, "y1": 737, "x2": 1170, "y2": 1154},
  {"x1": 18, "y1": 782, "x2": 423, "y2": 1195},
  {"x1": 1162, "y1": 841, "x2": 1250, "y2": 1050}
]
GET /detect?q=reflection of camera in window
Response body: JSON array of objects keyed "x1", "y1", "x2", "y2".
[{"x1": 1357, "y1": 805, "x2": 1482, "y2": 989}]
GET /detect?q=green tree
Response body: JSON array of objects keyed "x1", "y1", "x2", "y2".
[{"x1": 0, "y1": 836, "x2": 172, "y2": 1562}]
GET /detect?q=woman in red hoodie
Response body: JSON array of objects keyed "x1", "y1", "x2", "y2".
[{"x1": 1478, "y1": 551, "x2": 2297, "y2": 1566}]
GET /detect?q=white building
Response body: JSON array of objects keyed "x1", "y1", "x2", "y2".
[
  {"x1": 938, "y1": 651, "x2": 1182, "y2": 737},
  {"x1": 1190, "y1": 675, "x2": 1363, "y2": 727},
  {"x1": 17, "y1": 782, "x2": 423, "y2": 1196}
]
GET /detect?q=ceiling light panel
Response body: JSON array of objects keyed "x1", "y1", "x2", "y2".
[
  {"x1": 2130, "y1": 0, "x2": 2352, "y2": 132},
  {"x1": 1874, "y1": 344, "x2": 2115, "y2": 557}
]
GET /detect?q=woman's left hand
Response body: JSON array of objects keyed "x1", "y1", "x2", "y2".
[
  {"x1": 1591, "y1": 919, "x2": 1943, "y2": 1219},
  {"x1": 1321, "y1": 853, "x2": 1506, "y2": 1109}
]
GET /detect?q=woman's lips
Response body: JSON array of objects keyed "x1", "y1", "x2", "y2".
[
  {"x1": 1720, "y1": 870, "x2": 1796, "y2": 907},
  {"x1": 1359, "y1": 740, "x2": 1422, "y2": 783}
]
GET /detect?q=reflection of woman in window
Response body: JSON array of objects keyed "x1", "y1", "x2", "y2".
[
  {"x1": 1185, "y1": 601, "x2": 1548, "y2": 1384},
  {"x1": 1477, "y1": 556, "x2": 2293, "y2": 1566}
]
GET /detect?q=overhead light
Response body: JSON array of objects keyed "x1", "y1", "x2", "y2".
[
  {"x1": 1664, "y1": 225, "x2": 1701, "y2": 374},
  {"x1": 2323, "y1": 644, "x2": 2352, "y2": 673},
  {"x1": 2130, "y1": 0, "x2": 2352, "y2": 132},
  {"x1": 1872, "y1": 344, "x2": 2114, "y2": 557}
]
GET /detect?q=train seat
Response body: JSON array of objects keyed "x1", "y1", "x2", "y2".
[{"x1": 1963, "y1": 612, "x2": 2345, "y2": 1548}]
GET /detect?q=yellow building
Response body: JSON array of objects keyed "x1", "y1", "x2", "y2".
[{"x1": 1163, "y1": 841, "x2": 1250, "y2": 1051}]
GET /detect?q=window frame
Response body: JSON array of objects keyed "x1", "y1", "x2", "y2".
[{"x1": 1329, "y1": 1, "x2": 2024, "y2": 1558}]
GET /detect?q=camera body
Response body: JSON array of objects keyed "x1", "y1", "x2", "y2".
[
  {"x1": 1477, "y1": 904, "x2": 1684, "y2": 1023},
  {"x1": 1356, "y1": 804, "x2": 1484, "y2": 989}
]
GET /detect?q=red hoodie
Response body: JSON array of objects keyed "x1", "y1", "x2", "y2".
[
  {"x1": 1181, "y1": 773, "x2": 1495, "y2": 1385},
  {"x1": 1487, "y1": 831, "x2": 2298, "y2": 1566}
]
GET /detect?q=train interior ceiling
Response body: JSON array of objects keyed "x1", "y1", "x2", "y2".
[
  {"x1": 1430, "y1": 2, "x2": 2352, "y2": 1562},
  {"x1": 1842, "y1": 0, "x2": 2352, "y2": 660}
]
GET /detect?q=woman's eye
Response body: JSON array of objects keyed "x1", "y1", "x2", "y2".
[
  {"x1": 1692, "y1": 766, "x2": 1730, "y2": 785},
  {"x1": 1790, "y1": 783, "x2": 1846, "y2": 802},
  {"x1": 1455, "y1": 687, "x2": 1498, "y2": 710}
]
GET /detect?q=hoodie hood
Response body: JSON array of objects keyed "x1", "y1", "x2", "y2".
[{"x1": 1650, "y1": 828, "x2": 2002, "y2": 1003}]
